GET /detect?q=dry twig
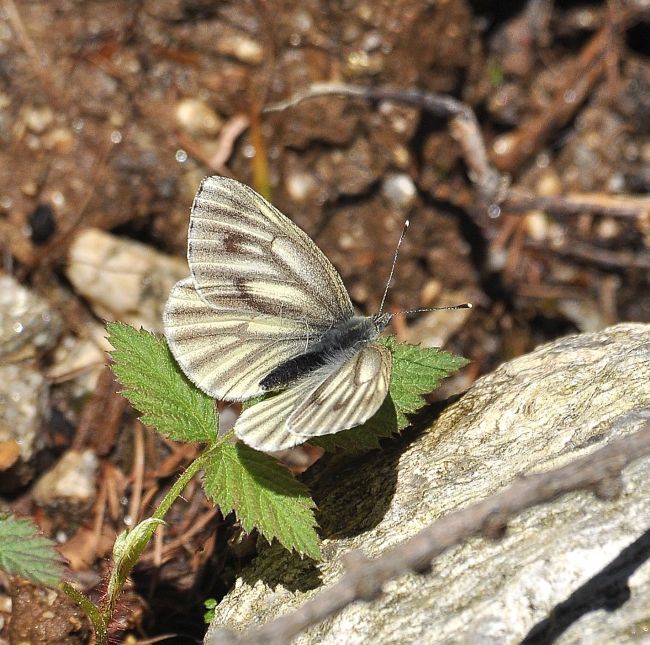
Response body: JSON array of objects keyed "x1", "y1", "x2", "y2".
[
  {"x1": 491, "y1": 6, "x2": 643, "y2": 173},
  {"x1": 210, "y1": 421, "x2": 650, "y2": 645},
  {"x1": 503, "y1": 190, "x2": 650, "y2": 220},
  {"x1": 264, "y1": 82, "x2": 505, "y2": 207},
  {"x1": 128, "y1": 422, "x2": 146, "y2": 528},
  {"x1": 263, "y1": 81, "x2": 649, "y2": 226},
  {"x1": 530, "y1": 240, "x2": 650, "y2": 270},
  {"x1": 208, "y1": 114, "x2": 251, "y2": 171},
  {"x1": 491, "y1": 25, "x2": 610, "y2": 173}
]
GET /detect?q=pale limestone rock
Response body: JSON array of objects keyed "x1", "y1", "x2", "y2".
[
  {"x1": 66, "y1": 228, "x2": 187, "y2": 332},
  {"x1": 0, "y1": 273, "x2": 62, "y2": 362},
  {"x1": 33, "y1": 449, "x2": 98, "y2": 529},
  {"x1": 0, "y1": 364, "x2": 49, "y2": 490},
  {"x1": 206, "y1": 323, "x2": 650, "y2": 645},
  {"x1": 0, "y1": 365, "x2": 48, "y2": 462}
]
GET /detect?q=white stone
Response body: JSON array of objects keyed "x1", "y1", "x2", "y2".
[
  {"x1": 381, "y1": 173, "x2": 417, "y2": 210},
  {"x1": 206, "y1": 324, "x2": 650, "y2": 644},
  {"x1": 175, "y1": 98, "x2": 223, "y2": 137},
  {"x1": 66, "y1": 228, "x2": 188, "y2": 332}
]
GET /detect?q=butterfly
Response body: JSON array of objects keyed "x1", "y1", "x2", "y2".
[{"x1": 163, "y1": 176, "x2": 395, "y2": 452}]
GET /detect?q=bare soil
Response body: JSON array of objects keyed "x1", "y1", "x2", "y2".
[{"x1": 0, "y1": 0, "x2": 648, "y2": 642}]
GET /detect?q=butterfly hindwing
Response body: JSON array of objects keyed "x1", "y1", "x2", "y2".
[
  {"x1": 234, "y1": 343, "x2": 391, "y2": 451},
  {"x1": 289, "y1": 342, "x2": 392, "y2": 437},
  {"x1": 187, "y1": 176, "x2": 354, "y2": 325},
  {"x1": 231, "y1": 378, "x2": 318, "y2": 451}
]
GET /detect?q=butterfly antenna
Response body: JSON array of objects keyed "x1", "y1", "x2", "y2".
[
  {"x1": 394, "y1": 303, "x2": 473, "y2": 316},
  {"x1": 379, "y1": 219, "x2": 410, "y2": 314}
]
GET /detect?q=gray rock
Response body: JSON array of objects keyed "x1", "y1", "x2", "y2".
[
  {"x1": 32, "y1": 449, "x2": 98, "y2": 531},
  {"x1": 0, "y1": 273, "x2": 62, "y2": 362},
  {"x1": 0, "y1": 364, "x2": 49, "y2": 490},
  {"x1": 206, "y1": 323, "x2": 650, "y2": 644}
]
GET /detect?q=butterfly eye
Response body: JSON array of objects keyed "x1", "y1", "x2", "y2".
[{"x1": 373, "y1": 313, "x2": 393, "y2": 332}]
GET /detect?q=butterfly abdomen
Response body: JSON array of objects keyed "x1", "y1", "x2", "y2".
[{"x1": 259, "y1": 316, "x2": 378, "y2": 391}]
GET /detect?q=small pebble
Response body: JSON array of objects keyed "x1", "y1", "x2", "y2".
[
  {"x1": 285, "y1": 171, "x2": 317, "y2": 202},
  {"x1": 215, "y1": 34, "x2": 264, "y2": 65},
  {"x1": 175, "y1": 98, "x2": 223, "y2": 137},
  {"x1": 22, "y1": 105, "x2": 54, "y2": 134},
  {"x1": 381, "y1": 173, "x2": 417, "y2": 210},
  {"x1": 33, "y1": 450, "x2": 99, "y2": 526}
]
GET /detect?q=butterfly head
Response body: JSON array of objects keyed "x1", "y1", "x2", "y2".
[{"x1": 372, "y1": 312, "x2": 393, "y2": 334}]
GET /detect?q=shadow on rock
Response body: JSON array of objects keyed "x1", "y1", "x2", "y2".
[
  {"x1": 523, "y1": 526, "x2": 650, "y2": 644},
  {"x1": 241, "y1": 405, "x2": 452, "y2": 592}
]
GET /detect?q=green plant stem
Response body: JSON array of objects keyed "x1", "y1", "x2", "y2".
[
  {"x1": 100, "y1": 448, "x2": 214, "y2": 624},
  {"x1": 62, "y1": 435, "x2": 233, "y2": 641},
  {"x1": 61, "y1": 581, "x2": 109, "y2": 645},
  {"x1": 152, "y1": 448, "x2": 212, "y2": 521}
]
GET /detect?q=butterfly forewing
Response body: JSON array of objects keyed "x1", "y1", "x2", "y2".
[
  {"x1": 188, "y1": 177, "x2": 354, "y2": 325},
  {"x1": 164, "y1": 278, "x2": 314, "y2": 400},
  {"x1": 234, "y1": 343, "x2": 391, "y2": 451}
]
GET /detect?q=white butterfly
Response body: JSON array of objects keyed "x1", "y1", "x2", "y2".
[{"x1": 163, "y1": 176, "x2": 392, "y2": 452}]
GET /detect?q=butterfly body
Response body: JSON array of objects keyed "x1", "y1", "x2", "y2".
[
  {"x1": 260, "y1": 313, "x2": 393, "y2": 391},
  {"x1": 164, "y1": 176, "x2": 393, "y2": 451}
]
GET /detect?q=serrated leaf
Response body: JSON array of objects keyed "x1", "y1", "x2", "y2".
[
  {"x1": 314, "y1": 336, "x2": 468, "y2": 451},
  {"x1": 0, "y1": 514, "x2": 63, "y2": 586},
  {"x1": 382, "y1": 336, "x2": 469, "y2": 424},
  {"x1": 203, "y1": 443, "x2": 320, "y2": 559},
  {"x1": 107, "y1": 322, "x2": 218, "y2": 443}
]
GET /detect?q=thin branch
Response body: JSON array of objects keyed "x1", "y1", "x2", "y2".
[
  {"x1": 208, "y1": 114, "x2": 250, "y2": 171},
  {"x1": 209, "y1": 421, "x2": 650, "y2": 645},
  {"x1": 530, "y1": 240, "x2": 650, "y2": 270},
  {"x1": 264, "y1": 82, "x2": 504, "y2": 206},
  {"x1": 503, "y1": 190, "x2": 650, "y2": 219},
  {"x1": 491, "y1": 25, "x2": 609, "y2": 173},
  {"x1": 491, "y1": 6, "x2": 644, "y2": 173},
  {"x1": 263, "y1": 82, "x2": 650, "y2": 224}
]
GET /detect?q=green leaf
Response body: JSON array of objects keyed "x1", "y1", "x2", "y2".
[
  {"x1": 203, "y1": 598, "x2": 218, "y2": 624},
  {"x1": 106, "y1": 518, "x2": 165, "y2": 611},
  {"x1": 314, "y1": 336, "x2": 469, "y2": 451},
  {"x1": 382, "y1": 336, "x2": 469, "y2": 425},
  {"x1": 203, "y1": 443, "x2": 320, "y2": 559},
  {"x1": 107, "y1": 322, "x2": 218, "y2": 443},
  {"x1": 0, "y1": 514, "x2": 63, "y2": 586}
]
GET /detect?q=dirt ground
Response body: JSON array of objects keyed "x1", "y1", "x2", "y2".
[{"x1": 0, "y1": 0, "x2": 649, "y2": 642}]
